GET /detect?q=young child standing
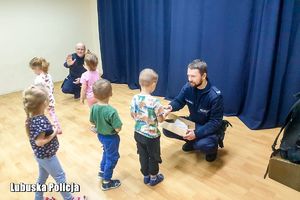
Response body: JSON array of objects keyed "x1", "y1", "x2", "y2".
[
  {"x1": 80, "y1": 51, "x2": 100, "y2": 107},
  {"x1": 90, "y1": 79, "x2": 123, "y2": 191},
  {"x1": 130, "y1": 68, "x2": 169, "y2": 186},
  {"x1": 23, "y1": 84, "x2": 86, "y2": 200},
  {"x1": 29, "y1": 57, "x2": 62, "y2": 134}
]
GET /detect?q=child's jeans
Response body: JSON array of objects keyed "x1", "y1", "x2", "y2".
[
  {"x1": 35, "y1": 155, "x2": 73, "y2": 200},
  {"x1": 97, "y1": 134, "x2": 120, "y2": 181},
  {"x1": 48, "y1": 106, "x2": 62, "y2": 134}
]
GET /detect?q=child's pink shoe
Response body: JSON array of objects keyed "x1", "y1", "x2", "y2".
[
  {"x1": 57, "y1": 127, "x2": 63, "y2": 134},
  {"x1": 72, "y1": 195, "x2": 87, "y2": 200},
  {"x1": 44, "y1": 197, "x2": 56, "y2": 200}
]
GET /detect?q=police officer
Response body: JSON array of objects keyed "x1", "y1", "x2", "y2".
[
  {"x1": 163, "y1": 59, "x2": 224, "y2": 162},
  {"x1": 61, "y1": 42, "x2": 87, "y2": 99}
]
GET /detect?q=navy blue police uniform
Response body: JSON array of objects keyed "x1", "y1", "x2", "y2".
[
  {"x1": 163, "y1": 80, "x2": 224, "y2": 160},
  {"x1": 61, "y1": 53, "x2": 86, "y2": 98}
]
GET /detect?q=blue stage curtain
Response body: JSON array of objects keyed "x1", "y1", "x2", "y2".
[{"x1": 97, "y1": 0, "x2": 300, "y2": 129}]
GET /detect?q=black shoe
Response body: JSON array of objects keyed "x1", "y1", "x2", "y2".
[
  {"x1": 218, "y1": 120, "x2": 232, "y2": 148},
  {"x1": 205, "y1": 153, "x2": 217, "y2": 162},
  {"x1": 182, "y1": 142, "x2": 194, "y2": 152},
  {"x1": 101, "y1": 179, "x2": 121, "y2": 191},
  {"x1": 149, "y1": 174, "x2": 164, "y2": 186}
]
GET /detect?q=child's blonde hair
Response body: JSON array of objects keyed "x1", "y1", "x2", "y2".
[
  {"x1": 23, "y1": 84, "x2": 49, "y2": 137},
  {"x1": 84, "y1": 50, "x2": 98, "y2": 71},
  {"x1": 139, "y1": 68, "x2": 158, "y2": 87},
  {"x1": 93, "y1": 79, "x2": 112, "y2": 101},
  {"x1": 29, "y1": 57, "x2": 50, "y2": 73}
]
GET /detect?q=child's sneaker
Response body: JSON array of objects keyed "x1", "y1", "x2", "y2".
[
  {"x1": 101, "y1": 179, "x2": 121, "y2": 191},
  {"x1": 149, "y1": 174, "x2": 164, "y2": 186},
  {"x1": 98, "y1": 171, "x2": 104, "y2": 179},
  {"x1": 72, "y1": 195, "x2": 87, "y2": 200},
  {"x1": 144, "y1": 175, "x2": 150, "y2": 184}
]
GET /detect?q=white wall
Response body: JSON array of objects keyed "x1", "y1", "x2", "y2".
[{"x1": 0, "y1": 0, "x2": 101, "y2": 95}]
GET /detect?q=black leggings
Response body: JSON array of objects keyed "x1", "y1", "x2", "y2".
[{"x1": 134, "y1": 132, "x2": 162, "y2": 176}]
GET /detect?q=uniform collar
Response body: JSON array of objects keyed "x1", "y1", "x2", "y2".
[{"x1": 195, "y1": 79, "x2": 211, "y2": 94}]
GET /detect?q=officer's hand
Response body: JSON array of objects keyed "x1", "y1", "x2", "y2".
[
  {"x1": 183, "y1": 129, "x2": 196, "y2": 140},
  {"x1": 73, "y1": 78, "x2": 80, "y2": 84},
  {"x1": 66, "y1": 54, "x2": 76, "y2": 66}
]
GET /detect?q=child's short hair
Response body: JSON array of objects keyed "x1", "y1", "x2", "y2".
[
  {"x1": 139, "y1": 68, "x2": 158, "y2": 87},
  {"x1": 29, "y1": 57, "x2": 49, "y2": 73},
  {"x1": 84, "y1": 51, "x2": 98, "y2": 71},
  {"x1": 93, "y1": 79, "x2": 112, "y2": 100}
]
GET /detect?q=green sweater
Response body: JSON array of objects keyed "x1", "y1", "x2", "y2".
[{"x1": 90, "y1": 104, "x2": 122, "y2": 135}]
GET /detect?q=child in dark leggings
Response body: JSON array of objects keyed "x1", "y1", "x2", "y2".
[{"x1": 130, "y1": 68, "x2": 170, "y2": 186}]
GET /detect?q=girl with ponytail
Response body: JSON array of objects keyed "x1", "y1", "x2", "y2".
[{"x1": 23, "y1": 84, "x2": 86, "y2": 200}]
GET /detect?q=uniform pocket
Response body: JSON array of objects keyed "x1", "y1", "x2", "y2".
[{"x1": 198, "y1": 107, "x2": 210, "y2": 116}]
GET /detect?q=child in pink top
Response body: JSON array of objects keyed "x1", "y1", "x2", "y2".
[{"x1": 80, "y1": 51, "x2": 100, "y2": 107}]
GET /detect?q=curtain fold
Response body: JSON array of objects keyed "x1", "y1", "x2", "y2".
[{"x1": 97, "y1": 0, "x2": 300, "y2": 129}]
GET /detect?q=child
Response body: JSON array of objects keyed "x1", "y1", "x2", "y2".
[
  {"x1": 29, "y1": 57, "x2": 62, "y2": 134},
  {"x1": 130, "y1": 68, "x2": 169, "y2": 186},
  {"x1": 23, "y1": 84, "x2": 86, "y2": 200},
  {"x1": 90, "y1": 79, "x2": 123, "y2": 191},
  {"x1": 80, "y1": 51, "x2": 100, "y2": 107}
]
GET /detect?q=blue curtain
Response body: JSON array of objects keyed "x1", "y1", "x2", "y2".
[{"x1": 97, "y1": 0, "x2": 300, "y2": 130}]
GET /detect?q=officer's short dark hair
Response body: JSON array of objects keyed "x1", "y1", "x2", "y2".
[{"x1": 188, "y1": 59, "x2": 207, "y2": 76}]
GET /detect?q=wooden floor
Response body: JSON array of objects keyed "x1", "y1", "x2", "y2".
[{"x1": 0, "y1": 82, "x2": 299, "y2": 200}]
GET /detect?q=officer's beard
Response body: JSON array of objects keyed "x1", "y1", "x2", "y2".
[{"x1": 190, "y1": 79, "x2": 203, "y2": 88}]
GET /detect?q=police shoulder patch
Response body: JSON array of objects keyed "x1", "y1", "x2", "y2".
[{"x1": 211, "y1": 86, "x2": 221, "y2": 95}]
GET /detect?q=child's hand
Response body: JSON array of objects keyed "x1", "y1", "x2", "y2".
[
  {"x1": 162, "y1": 105, "x2": 172, "y2": 118},
  {"x1": 130, "y1": 113, "x2": 137, "y2": 120},
  {"x1": 163, "y1": 108, "x2": 171, "y2": 117},
  {"x1": 164, "y1": 105, "x2": 172, "y2": 112},
  {"x1": 66, "y1": 54, "x2": 76, "y2": 66},
  {"x1": 90, "y1": 125, "x2": 97, "y2": 134},
  {"x1": 35, "y1": 126, "x2": 58, "y2": 146},
  {"x1": 52, "y1": 126, "x2": 58, "y2": 136},
  {"x1": 80, "y1": 98, "x2": 85, "y2": 104}
]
